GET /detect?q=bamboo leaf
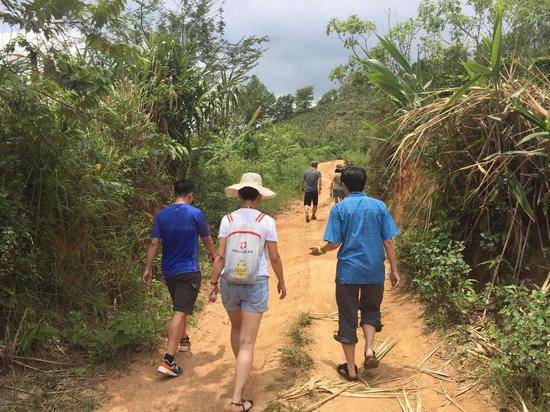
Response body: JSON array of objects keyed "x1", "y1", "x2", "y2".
[
  {"x1": 375, "y1": 34, "x2": 415, "y2": 77},
  {"x1": 516, "y1": 131, "x2": 550, "y2": 146},
  {"x1": 509, "y1": 102, "x2": 547, "y2": 129},
  {"x1": 490, "y1": 1, "x2": 504, "y2": 84},
  {"x1": 463, "y1": 61, "x2": 492, "y2": 76},
  {"x1": 507, "y1": 175, "x2": 535, "y2": 221},
  {"x1": 446, "y1": 76, "x2": 480, "y2": 107}
]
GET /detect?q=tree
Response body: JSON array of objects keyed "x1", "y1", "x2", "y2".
[
  {"x1": 318, "y1": 89, "x2": 338, "y2": 105},
  {"x1": 295, "y1": 86, "x2": 314, "y2": 112},
  {"x1": 238, "y1": 75, "x2": 276, "y2": 123},
  {"x1": 269, "y1": 94, "x2": 295, "y2": 121}
]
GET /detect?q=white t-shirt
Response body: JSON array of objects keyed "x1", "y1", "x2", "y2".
[{"x1": 218, "y1": 208, "x2": 278, "y2": 277}]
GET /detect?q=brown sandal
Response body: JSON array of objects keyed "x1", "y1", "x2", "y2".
[
  {"x1": 364, "y1": 352, "x2": 379, "y2": 369},
  {"x1": 230, "y1": 399, "x2": 253, "y2": 411},
  {"x1": 337, "y1": 363, "x2": 358, "y2": 381}
]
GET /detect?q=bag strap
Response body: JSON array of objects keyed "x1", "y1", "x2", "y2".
[
  {"x1": 255, "y1": 213, "x2": 265, "y2": 223},
  {"x1": 227, "y1": 213, "x2": 234, "y2": 223}
]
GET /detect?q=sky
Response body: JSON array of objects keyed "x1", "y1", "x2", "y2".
[
  {"x1": 222, "y1": 0, "x2": 422, "y2": 98},
  {"x1": 0, "y1": 0, "x2": 423, "y2": 98}
]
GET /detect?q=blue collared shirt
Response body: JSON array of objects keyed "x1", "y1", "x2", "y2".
[{"x1": 323, "y1": 192, "x2": 400, "y2": 284}]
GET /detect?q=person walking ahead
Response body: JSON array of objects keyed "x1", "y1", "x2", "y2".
[
  {"x1": 310, "y1": 167, "x2": 400, "y2": 381},
  {"x1": 301, "y1": 161, "x2": 322, "y2": 223},
  {"x1": 143, "y1": 180, "x2": 216, "y2": 377},
  {"x1": 330, "y1": 164, "x2": 345, "y2": 204}
]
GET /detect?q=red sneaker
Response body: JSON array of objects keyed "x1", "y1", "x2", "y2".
[
  {"x1": 179, "y1": 336, "x2": 190, "y2": 352},
  {"x1": 157, "y1": 360, "x2": 182, "y2": 377}
]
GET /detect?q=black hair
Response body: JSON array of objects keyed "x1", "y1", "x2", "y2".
[
  {"x1": 311, "y1": 161, "x2": 319, "y2": 167},
  {"x1": 340, "y1": 167, "x2": 367, "y2": 192},
  {"x1": 238, "y1": 186, "x2": 260, "y2": 201},
  {"x1": 174, "y1": 180, "x2": 194, "y2": 197}
]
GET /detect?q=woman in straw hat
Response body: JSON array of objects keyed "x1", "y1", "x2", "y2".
[{"x1": 209, "y1": 173, "x2": 287, "y2": 412}]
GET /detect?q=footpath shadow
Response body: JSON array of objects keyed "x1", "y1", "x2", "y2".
[
  {"x1": 160, "y1": 361, "x2": 284, "y2": 411},
  {"x1": 320, "y1": 358, "x2": 411, "y2": 384}
]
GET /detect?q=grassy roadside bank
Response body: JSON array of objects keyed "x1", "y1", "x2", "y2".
[{"x1": 266, "y1": 312, "x2": 315, "y2": 412}]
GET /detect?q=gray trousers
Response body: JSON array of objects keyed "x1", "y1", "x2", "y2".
[{"x1": 334, "y1": 283, "x2": 384, "y2": 344}]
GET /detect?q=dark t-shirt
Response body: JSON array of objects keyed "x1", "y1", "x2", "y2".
[
  {"x1": 303, "y1": 169, "x2": 321, "y2": 192},
  {"x1": 151, "y1": 204, "x2": 210, "y2": 277}
]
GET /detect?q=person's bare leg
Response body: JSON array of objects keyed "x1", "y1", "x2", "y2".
[
  {"x1": 341, "y1": 343, "x2": 357, "y2": 378},
  {"x1": 227, "y1": 310, "x2": 243, "y2": 358},
  {"x1": 179, "y1": 315, "x2": 188, "y2": 340},
  {"x1": 312, "y1": 205, "x2": 318, "y2": 218},
  {"x1": 167, "y1": 311, "x2": 187, "y2": 356},
  {"x1": 361, "y1": 323, "x2": 376, "y2": 357},
  {"x1": 230, "y1": 311, "x2": 263, "y2": 410}
]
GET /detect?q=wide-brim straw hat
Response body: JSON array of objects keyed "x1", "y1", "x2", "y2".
[{"x1": 224, "y1": 173, "x2": 276, "y2": 199}]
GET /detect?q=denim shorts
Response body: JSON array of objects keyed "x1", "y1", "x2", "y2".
[{"x1": 220, "y1": 276, "x2": 269, "y2": 313}]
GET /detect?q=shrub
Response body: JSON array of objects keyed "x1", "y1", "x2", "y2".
[
  {"x1": 486, "y1": 285, "x2": 550, "y2": 411},
  {"x1": 398, "y1": 227, "x2": 477, "y2": 325},
  {"x1": 62, "y1": 279, "x2": 171, "y2": 362}
]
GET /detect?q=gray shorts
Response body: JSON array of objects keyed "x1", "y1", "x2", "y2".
[
  {"x1": 165, "y1": 272, "x2": 202, "y2": 314},
  {"x1": 220, "y1": 277, "x2": 269, "y2": 313}
]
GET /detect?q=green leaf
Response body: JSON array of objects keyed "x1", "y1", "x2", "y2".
[
  {"x1": 490, "y1": 1, "x2": 504, "y2": 83},
  {"x1": 509, "y1": 102, "x2": 548, "y2": 130},
  {"x1": 507, "y1": 174, "x2": 535, "y2": 221},
  {"x1": 445, "y1": 76, "x2": 480, "y2": 107},
  {"x1": 375, "y1": 34, "x2": 415, "y2": 77},
  {"x1": 516, "y1": 131, "x2": 550, "y2": 146},
  {"x1": 463, "y1": 61, "x2": 492, "y2": 76}
]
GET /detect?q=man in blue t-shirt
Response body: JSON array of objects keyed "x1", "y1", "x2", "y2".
[
  {"x1": 143, "y1": 180, "x2": 216, "y2": 377},
  {"x1": 310, "y1": 167, "x2": 400, "y2": 381}
]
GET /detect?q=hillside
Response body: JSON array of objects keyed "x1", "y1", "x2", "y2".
[{"x1": 274, "y1": 92, "x2": 391, "y2": 166}]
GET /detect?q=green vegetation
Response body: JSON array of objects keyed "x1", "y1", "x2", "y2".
[
  {"x1": 268, "y1": 312, "x2": 315, "y2": 412},
  {"x1": 1, "y1": 0, "x2": 549, "y2": 410},
  {"x1": 0, "y1": 1, "x2": 330, "y2": 408},
  {"x1": 326, "y1": 1, "x2": 549, "y2": 410},
  {"x1": 398, "y1": 228, "x2": 476, "y2": 326},
  {"x1": 280, "y1": 312, "x2": 314, "y2": 369}
]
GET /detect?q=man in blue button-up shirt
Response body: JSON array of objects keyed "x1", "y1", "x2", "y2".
[{"x1": 310, "y1": 166, "x2": 400, "y2": 381}]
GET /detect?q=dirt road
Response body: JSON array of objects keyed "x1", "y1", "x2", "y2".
[{"x1": 101, "y1": 161, "x2": 495, "y2": 411}]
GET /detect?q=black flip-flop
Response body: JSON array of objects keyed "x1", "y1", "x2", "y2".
[
  {"x1": 364, "y1": 352, "x2": 379, "y2": 369},
  {"x1": 230, "y1": 399, "x2": 253, "y2": 411},
  {"x1": 337, "y1": 363, "x2": 358, "y2": 381}
]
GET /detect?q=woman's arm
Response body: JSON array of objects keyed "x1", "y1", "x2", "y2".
[
  {"x1": 267, "y1": 241, "x2": 286, "y2": 299},
  {"x1": 209, "y1": 238, "x2": 226, "y2": 302}
]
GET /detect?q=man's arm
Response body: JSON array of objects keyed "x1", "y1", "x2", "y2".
[
  {"x1": 143, "y1": 238, "x2": 160, "y2": 283},
  {"x1": 267, "y1": 241, "x2": 286, "y2": 299},
  {"x1": 310, "y1": 241, "x2": 340, "y2": 255},
  {"x1": 383, "y1": 238, "x2": 400, "y2": 288},
  {"x1": 318, "y1": 173, "x2": 322, "y2": 192},
  {"x1": 201, "y1": 236, "x2": 216, "y2": 262}
]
